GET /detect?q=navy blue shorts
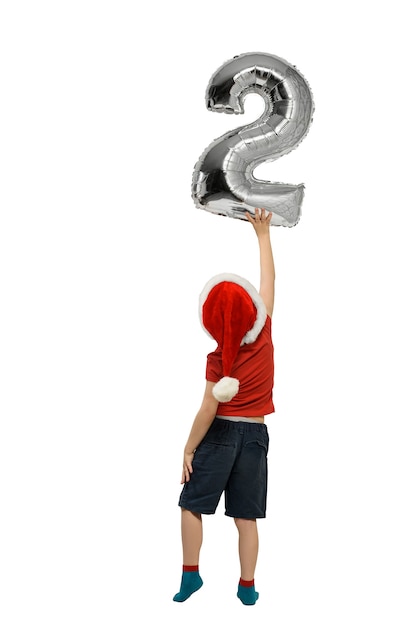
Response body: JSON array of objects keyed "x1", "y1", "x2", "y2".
[{"x1": 178, "y1": 417, "x2": 269, "y2": 519}]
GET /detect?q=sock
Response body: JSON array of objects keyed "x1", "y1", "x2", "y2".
[
  {"x1": 173, "y1": 565, "x2": 203, "y2": 602},
  {"x1": 237, "y1": 578, "x2": 259, "y2": 605}
]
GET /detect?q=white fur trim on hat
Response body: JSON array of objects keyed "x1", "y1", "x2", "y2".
[
  {"x1": 199, "y1": 273, "x2": 267, "y2": 345},
  {"x1": 213, "y1": 376, "x2": 240, "y2": 402}
]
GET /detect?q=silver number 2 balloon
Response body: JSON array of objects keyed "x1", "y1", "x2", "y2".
[{"x1": 192, "y1": 52, "x2": 314, "y2": 227}]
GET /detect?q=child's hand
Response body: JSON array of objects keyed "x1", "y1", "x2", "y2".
[
  {"x1": 246, "y1": 207, "x2": 272, "y2": 234},
  {"x1": 181, "y1": 450, "x2": 195, "y2": 484}
]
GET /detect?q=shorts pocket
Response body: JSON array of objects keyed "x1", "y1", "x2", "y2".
[{"x1": 244, "y1": 434, "x2": 269, "y2": 454}]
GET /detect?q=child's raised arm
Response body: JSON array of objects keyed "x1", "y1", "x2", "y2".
[{"x1": 246, "y1": 208, "x2": 275, "y2": 317}]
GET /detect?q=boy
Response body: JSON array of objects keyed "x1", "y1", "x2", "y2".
[{"x1": 174, "y1": 208, "x2": 275, "y2": 605}]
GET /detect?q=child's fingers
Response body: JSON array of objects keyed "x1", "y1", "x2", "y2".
[{"x1": 181, "y1": 462, "x2": 193, "y2": 484}]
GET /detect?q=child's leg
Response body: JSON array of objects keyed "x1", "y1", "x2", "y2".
[
  {"x1": 235, "y1": 517, "x2": 258, "y2": 579},
  {"x1": 173, "y1": 509, "x2": 203, "y2": 602},
  {"x1": 234, "y1": 517, "x2": 259, "y2": 605},
  {"x1": 181, "y1": 508, "x2": 203, "y2": 564}
]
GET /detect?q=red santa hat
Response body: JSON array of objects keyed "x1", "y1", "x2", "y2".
[{"x1": 199, "y1": 273, "x2": 267, "y2": 402}]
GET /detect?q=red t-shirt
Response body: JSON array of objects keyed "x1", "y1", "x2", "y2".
[{"x1": 206, "y1": 315, "x2": 275, "y2": 417}]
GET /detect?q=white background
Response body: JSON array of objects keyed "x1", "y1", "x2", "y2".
[{"x1": 1, "y1": 1, "x2": 416, "y2": 624}]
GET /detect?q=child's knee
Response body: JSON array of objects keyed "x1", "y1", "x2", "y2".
[{"x1": 234, "y1": 517, "x2": 256, "y2": 530}]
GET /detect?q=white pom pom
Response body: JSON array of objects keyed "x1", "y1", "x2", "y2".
[{"x1": 213, "y1": 377, "x2": 239, "y2": 402}]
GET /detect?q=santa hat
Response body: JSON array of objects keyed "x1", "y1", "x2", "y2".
[{"x1": 199, "y1": 273, "x2": 267, "y2": 402}]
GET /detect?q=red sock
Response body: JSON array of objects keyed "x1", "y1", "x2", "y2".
[
  {"x1": 239, "y1": 578, "x2": 254, "y2": 587},
  {"x1": 183, "y1": 565, "x2": 199, "y2": 572}
]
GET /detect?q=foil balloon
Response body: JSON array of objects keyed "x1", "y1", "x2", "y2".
[{"x1": 192, "y1": 52, "x2": 314, "y2": 227}]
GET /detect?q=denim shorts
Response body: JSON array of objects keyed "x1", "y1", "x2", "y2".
[{"x1": 178, "y1": 417, "x2": 269, "y2": 519}]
